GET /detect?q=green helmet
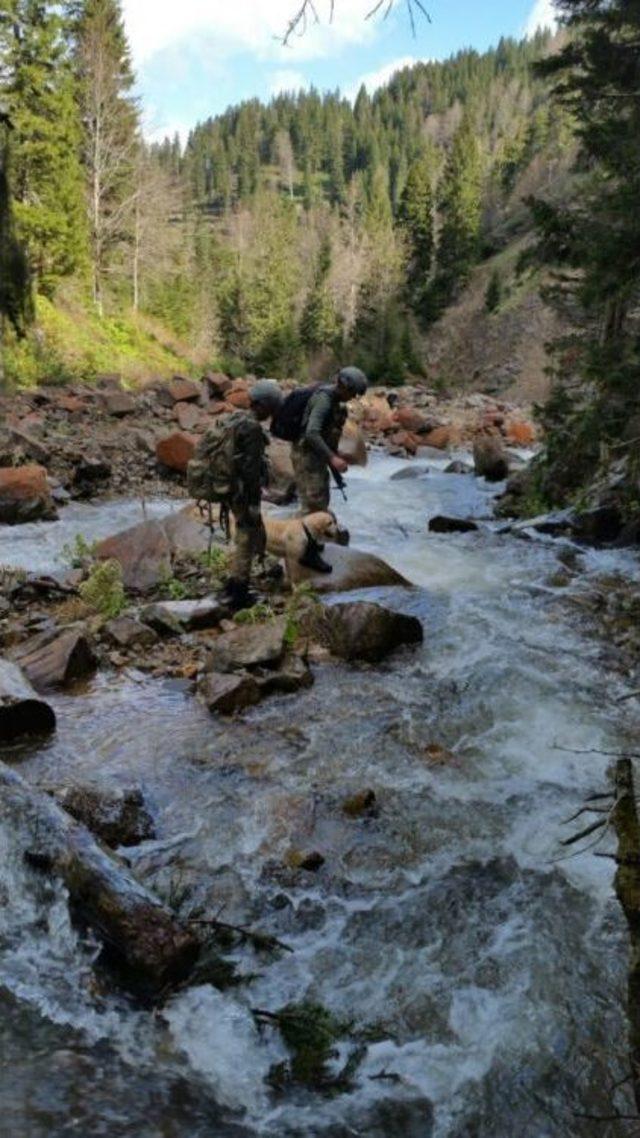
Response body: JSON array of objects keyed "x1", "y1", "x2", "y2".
[
  {"x1": 336, "y1": 366, "x2": 368, "y2": 396},
  {"x1": 249, "y1": 379, "x2": 283, "y2": 413}
]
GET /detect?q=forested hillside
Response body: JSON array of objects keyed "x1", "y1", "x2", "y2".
[{"x1": 0, "y1": 6, "x2": 571, "y2": 389}]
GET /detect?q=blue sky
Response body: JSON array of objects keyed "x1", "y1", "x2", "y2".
[{"x1": 122, "y1": 0, "x2": 557, "y2": 142}]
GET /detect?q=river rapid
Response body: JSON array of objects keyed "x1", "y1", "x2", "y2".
[{"x1": 1, "y1": 452, "x2": 639, "y2": 1137}]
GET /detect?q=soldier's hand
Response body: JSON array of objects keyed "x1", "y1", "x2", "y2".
[{"x1": 330, "y1": 455, "x2": 348, "y2": 475}]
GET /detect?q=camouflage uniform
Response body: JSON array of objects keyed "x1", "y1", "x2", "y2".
[
  {"x1": 292, "y1": 386, "x2": 347, "y2": 514},
  {"x1": 227, "y1": 412, "x2": 268, "y2": 583}
]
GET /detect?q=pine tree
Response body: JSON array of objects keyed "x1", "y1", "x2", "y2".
[
  {"x1": 0, "y1": 113, "x2": 33, "y2": 344},
  {"x1": 527, "y1": 0, "x2": 640, "y2": 505},
  {"x1": 67, "y1": 0, "x2": 139, "y2": 313},
  {"x1": 433, "y1": 115, "x2": 483, "y2": 311},
  {"x1": 300, "y1": 236, "x2": 341, "y2": 352},
  {"x1": 398, "y1": 152, "x2": 435, "y2": 312},
  {"x1": 0, "y1": 1, "x2": 87, "y2": 295}
]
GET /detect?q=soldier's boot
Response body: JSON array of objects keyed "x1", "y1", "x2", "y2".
[{"x1": 219, "y1": 577, "x2": 256, "y2": 613}]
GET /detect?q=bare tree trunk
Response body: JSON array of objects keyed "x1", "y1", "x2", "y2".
[{"x1": 132, "y1": 193, "x2": 140, "y2": 312}]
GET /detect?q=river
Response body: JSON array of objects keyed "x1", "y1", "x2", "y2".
[{"x1": 0, "y1": 453, "x2": 638, "y2": 1136}]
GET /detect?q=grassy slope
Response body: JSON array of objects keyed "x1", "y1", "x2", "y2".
[{"x1": 3, "y1": 293, "x2": 202, "y2": 389}]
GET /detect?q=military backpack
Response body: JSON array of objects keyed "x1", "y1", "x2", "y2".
[{"x1": 187, "y1": 414, "x2": 243, "y2": 504}]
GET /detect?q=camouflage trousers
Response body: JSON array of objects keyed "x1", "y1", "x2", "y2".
[
  {"x1": 291, "y1": 443, "x2": 330, "y2": 515},
  {"x1": 230, "y1": 501, "x2": 266, "y2": 582}
]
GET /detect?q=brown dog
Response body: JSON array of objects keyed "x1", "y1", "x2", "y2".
[
  {"x1": 262, "y1": 510, "x2": 348, "y2": 584},
  {"x1": 192, "y1": 504, "x2": 347, "y2": 585}
]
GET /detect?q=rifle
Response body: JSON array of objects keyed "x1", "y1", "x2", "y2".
[{"x1": 331, "y1": 467, "x2": 348, "y2": 501}]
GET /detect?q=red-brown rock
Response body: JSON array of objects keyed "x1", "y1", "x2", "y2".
[
  {"x1": 422, "y1": 426, "x2": 450, "y2": 450},
  {"x1": 156, "y1": 432, "x2": 197, "y2": 473},
  {"x1": 395, "y1": 407, "x2": 429, "y2": 433},
  {"x1": 505, "y1": 419, "x2": 536, "y2": 447},
  {"x1": 389, "y1": 431, "x2": 420, "y2": 455},
  {"x1": 168, "y1": 377, "x2": 201, "y2": 404},
  {"x1": 204, "y1": 372, "x2": 232, "y2": 399},
  {"x1": 208, "y1": 401, "x2": 230, "y2": 417},
  {"x1": 0, "y1": 464, "x2": 57, "y2": 524},
  {"x1": 227, "y1": 388, "x2": 251, "y2": 409}
]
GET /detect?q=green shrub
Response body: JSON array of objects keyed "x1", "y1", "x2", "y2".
[
  {"x1": 79, "y1": 559, "x2": 126, "y2": 619},
  {"x1": 61, "y1": 533, "x2": 97, "y2": 569}
]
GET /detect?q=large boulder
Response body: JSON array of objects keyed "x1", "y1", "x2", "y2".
[
  {"x1": 297, "y1": 545, "x2": 410, "y2": 594},
  {"x1": 94, "y1": 507, "x2": 213, "y2": 592},
  {"x1": 422, "y1": 426, "x2": 451, "y2": 450},
  {"x1": 49, "y1": 784, "x2": 156, "y2": 848},
  {"x1": 0, "y1": 658, "x2": 56, "y2": 742},
  {"x1": 207, "y1": 617, "x2": 287, "y2": 673},
  {"x1": 473, "y1": 434, "x2": 509, "y2": 482},
  {"x1": 340, "y1": 420, "x2": 368, "y2": 466},
  {"x1": 10, "y1": 628, "x2": 97, "y2": 691},
  {"x1": 324, "y1": 602, "x2": 423, "y2": 663},
  {"x1": 156, "y1": 431, "x2": 197, "y2": 473},
  {"x1": 162, "y1": 506, "x2": 213, "y2": 558},
  {"x1": 394, "y1": 407, "x2": 431, "y2": 434},
  {"x1": 0, "y1": 464, "x2": 57, "y2": 524},
  {"x1": 96, "y1": 518, "x2": 172, "y2": 592},
  {"x1": 266, "y1": 437, "x2": 297, "y2": 502}
]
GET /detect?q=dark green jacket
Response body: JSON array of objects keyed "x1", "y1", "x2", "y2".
[{"x1": 300, "y1": 385, "x2": 347, "y2": 462}]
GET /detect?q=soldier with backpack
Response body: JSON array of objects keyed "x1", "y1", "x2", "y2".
[
  {"x1": 187, "y1": 380, "x2": 283, "y2": 612},
  {"x1": 270, "y1": 366, "x2": 368, "y2": 514}
]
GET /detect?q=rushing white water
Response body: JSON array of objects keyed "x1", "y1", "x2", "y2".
[{"x1": 1, "y1": 453, "x2": 638, "y2": 1137}]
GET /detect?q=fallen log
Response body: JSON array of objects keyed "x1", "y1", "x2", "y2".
[
  {"x1": 0, "y1": 658, "x2": 57, "y2": 742},
  {"x1": 0, "y1": 762, "x2": 199, "y2": 997}
]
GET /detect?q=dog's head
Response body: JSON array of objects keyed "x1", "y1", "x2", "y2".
[{"x1": 304, "y1": 511, "x2": 350, "y2": 546}]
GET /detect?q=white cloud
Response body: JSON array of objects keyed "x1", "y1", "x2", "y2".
[
  {"x1": 344, "y1": 55, "x2": 419, "y2": 102},
  {"x1": 123, "y1": 0, "x2": 376, "y2": 67},
  {"x1": 524, "y1": 0, "x2": 558, "y2": 37},
  {"x1": 268, "y1": 69, "x2": 310, "y2": 96}
]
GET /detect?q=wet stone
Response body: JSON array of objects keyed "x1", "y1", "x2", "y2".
[{"x1": 49, "y1": 783, "x2": 156, "y2": 848}]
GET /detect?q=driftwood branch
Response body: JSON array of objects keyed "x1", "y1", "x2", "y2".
[{"x1": 189, "y1": 917, "x2": 293, "y2": 954}]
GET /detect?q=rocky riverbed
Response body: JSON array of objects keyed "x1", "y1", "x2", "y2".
[{"x1": 1, "y1": 418, "x2": 640, "y2": 1134}]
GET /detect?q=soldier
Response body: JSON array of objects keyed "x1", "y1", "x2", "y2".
[
  {"x1": 291, "y1": 366, "x2": 368, "y2": 515},
  {"x1": 219, "y1": 380, "x2": 283, "y2": 612}
]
